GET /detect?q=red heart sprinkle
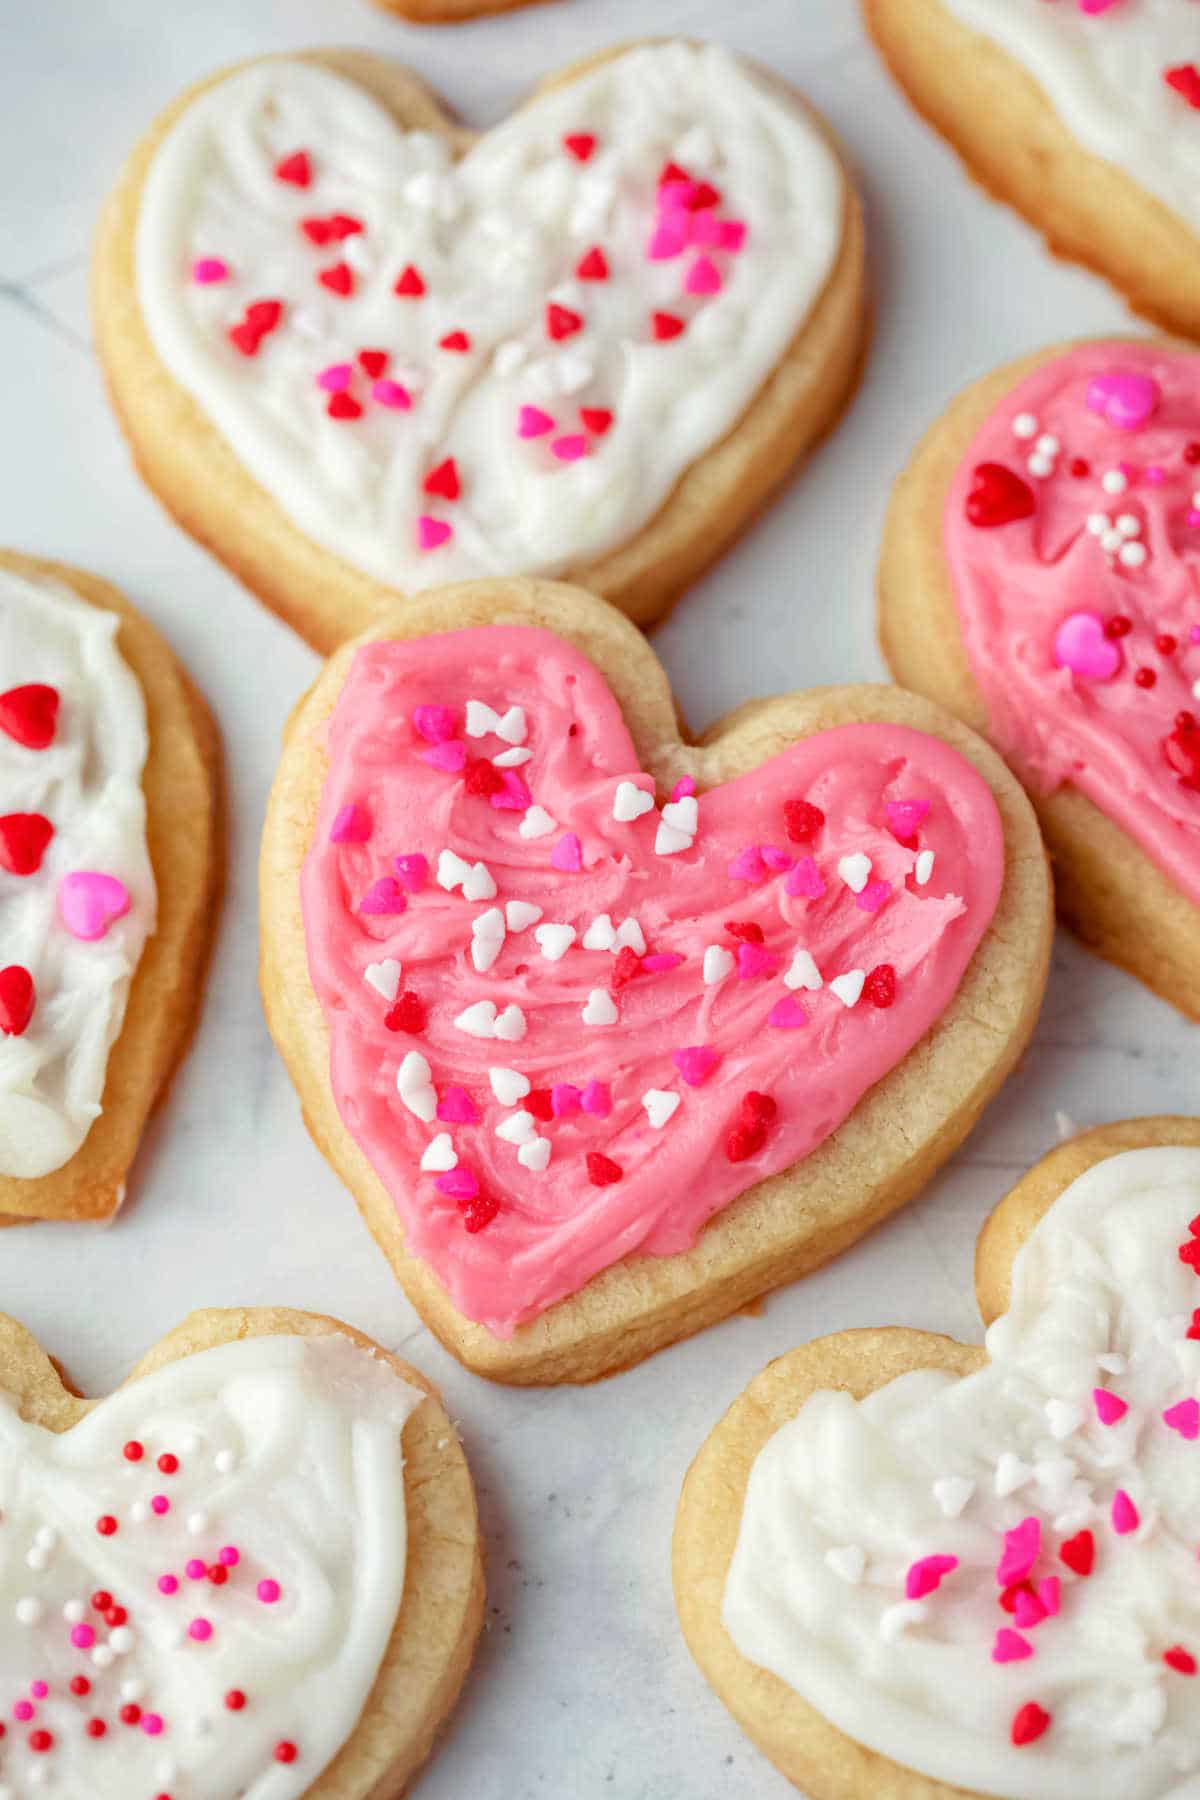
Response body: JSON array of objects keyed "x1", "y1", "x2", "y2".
[
  {"x1": 0, "y1": 684, "x2": 58, "y2": 750},
  {"x1": 724, "y1": 921, "x2": 764, "y2": 944},
  {"x1": 965, "y1": 462, "x2": 1036, "y2": 529},
  {"x1": 1188, "y1": 1308, "x2": 1200, "y2": 1341},
  {"x1": 726, "y1": 1120, "x2": 766, "y2": 1163},
  {"x1": 439, "y1": 330, "x2": 471, "y2": 353},
  {"x1": 461, "y1": 1192, "x2": 500, "y2": 1233},
  {"x1": 394, "y1": 264, "x2": 426, "y2": 298},
  {"x1": 783, "y1": 799, "x2": 824, "y2": 843},
  {"x1": 385, "y1": 991, "x2": 426, "y2": 1033},
  {"x1": 329, "y1": 213, "x2": 364, "y2": 239},
  {"x1": 547, "y1": 304, "x2": 583, "y2": 342},
  {"x1": 658, "y1": 161, "x2": 690, "y2": 189},
  {"x1": 580, "y1": 407, "x2": 613, "y2": 436},
  {"x1": 1179, "y1": 1237, "x2": 1200, "y2": 1271},
  {"x1": 246, "y1": 301, "x2": 282, "y2": 331},
  {"x1": 301, "y1": 217, "x2": 334, "y2": 245},
  {"x1": 327, "y1": 393, "x2": 362, "y2": 421},
  {"x1": 740, "y1": 1091, "x2": 777, "y2": 1129},
  {"x1": 1011, "y1": 1703, "x2": 1051, "y2": 1748},
  {"x1": 0, "y1": 966, "x2": 35, "y2": 1037},
  {"x1": 575, "y1": 247, "x2": 609, "y2": 281},
  {"x1": 1166, "y1": 1646, "x2": 1198, "y2": 1675},
  {"x1": 1166, "y1": 64, "x2": 1200, "y2": 109},
  {"x1": 1059, "y1": 1530, "x2": 1094, "y2": 1577},
  {"x1": 274, "y1": 150, "x2": 312, "y2": 187},
  {"x1": 863, "y1": 963, "x2": 897, "y2": 1009},
  {"x1": 998, "y1": 1581, "x2": 1033, "y2": 1615},
  {"x1": 463, "y1": 758, "x2": 503, "y2": 797},
  {"x1": 318, "y1": 261, "x2": 354, "y2": 297},
  {"x1": 0, "y1": 813, "x2": 53, "y2": 876},
  {"x1": 1164, "y1": 722, "x2": 1200, "y2": 790},
  {"x1": 587, "y1": 1152, "x2": 623, "y2": 1187},
  {"x1": 652, "y1": 311, "x2": 686, "y2": 342},
  {"x1": 525, "y1": 1089, "x2": 555, "y2": 1122},
  {"x1": 611, "y1": 946, "x2": 641, "y2": 990},
  {"x1": 358, "y1": 349, "x2": 389, "y2": 378},
  {"x1": 423, "y1": 458, "x2": 461, "y2": 502},
  {"x1": 689, "y1": 181, "x2": 721, "y2": 210},
  {"x1": 228, "y1": 321, "x2": 264, "y2": 357},
  {"x1": 562, "y1": 133, "x2": 596, "y2": 162}
]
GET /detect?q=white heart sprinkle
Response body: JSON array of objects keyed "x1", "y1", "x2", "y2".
[
  {"x1": 582, "y1": 988, "x2": 618, "y2": 1026},
  {"x1": 519, "y1": 806, "x2": 556, "y2": 840},
  {"x1": 465, "y1": 699, "x2": 501, "y2": 737},
  {"x1": 493, "y1": 746, "x2": 533, "y2": 767},
  {"x1": 488, "y1": 1067, "x2": 530, "y2": 1105},
  {"x1": 471, "y1": 909, "x2": 506, "y2": 972},
  {"x1": 655, "y1": 821, "x2": 693, "y2": 856},
  {"x1": 783, "y1": 948, "x2": 821, "y2": 992},
  {"x1": 420, "y1": 1134, "x2": 457, "y2": 1173},
  {"x1": 661, "y1": 795, "x2": 698, "y2": 834},
  {"x1": 932, "y1": 1476, "x2": 975, "y2": 1520},
  {"x1": 395, "y1": 1050, "x2": 432, "y2": 1094},
  {"x1": 505, "y1": 900, "x2": 542, "y2": 931},
  {"x1": 437, "y1": 849, "x2": 471, "y2": 892},
  {"x1": 496, "y1": 706, "x2": 527, "y2": 745},
  {"x1": 703, "y1": 945, "x2": 734, "y2": 985},
  {"x1": 494, "y1": 1005, "x2": 526, "y2": 1042},
  {"x1": 1046, "y1": 1400, "x2": 1086, "y2": 1442},
  {"x1": 824, "y1": 1545, "x2": 866, "y2": 1584},
  {"x1": 495, "y1": 1111, "x2": 537, "y2": 1145},
  {"x1": 363, "y1": 959, "x2": 402, "y2": 1001},
  {"x1": 641, "y1": 1089, "x2": 680, "y2": 1129},
  {"x1": 582, "y1": 914, "x2": 617, "y2": 951},
  {"x1": 915, "y1": 850, "x2": 935, "y2": 886},
  {"x1": 879, "y1": 1601, "x2": 928, "y2": 1643},
  {"x1": 462, "y1": 861, "x2": 497, "y2": 901},
  {"x1": 994, "y1": 1451, "x2": 1034, "y2": 1498},
  {"x1": 838, "y1": 852, "x2": 872, "y2": 894},
  {"x1": 613, "y1": 918, "x2": 645, "y2": 954},
  {"x1": 830, "y1": 970, "x2": 865, "y2": 1008},
  {"x1": 517, "y1": 1136, "x2": 552, "y2": 1172},
  {"x1": 455, "y1": 1001, "x2": 498, "y2": 1038},
  {"x1": 613, "y1": 781, "x2": 655, "y2": 823},
  {"x1": 535, "y1": 923, "x2": 576, "y2": 962},
  {"x1": 398, "y1": 1085, "x2": 436, "y2": 1124}
]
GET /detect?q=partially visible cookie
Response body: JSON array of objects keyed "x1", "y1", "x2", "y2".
[
  {"x1": 675, "y1": 1117, "x2": 1200, "y2": 1798},
  {"x1": 0, "y1": 1304, "x2": 484, "y2": 1797},
  {"x1": 865, "y1": 0, "x2": 1200, "y2": 339},
  {"x1": 93, "y1": 40, "x2": 866, "y2": 650},
  {"x1": 0, "y1": 551, "x2": 221, "y2": 1221}
]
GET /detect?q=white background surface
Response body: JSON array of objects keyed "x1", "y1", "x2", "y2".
[{"x1": 1, "y1": 1, "x2": 1195, "y2": 1795}]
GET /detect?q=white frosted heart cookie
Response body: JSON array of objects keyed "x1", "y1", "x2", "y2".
[
  {"x1": 865, "y1": 0, "x2": 1200, "y2": 339},
  {"x1": 259, "y1": 576, "x2": 1051, "y2": 1385},
  {"x1": 94, "y1": 41, "x2": 866, "y2": 650},
  {"x1": 0, "y1": 1305, "x2": 483, "y2": 1798},
  {"x1": 0, "y1": 552, "x2": 220, "y2": 1223},
  {"x1": 675, "y1": 1116, "x2": 1200, "y2": 1799}
]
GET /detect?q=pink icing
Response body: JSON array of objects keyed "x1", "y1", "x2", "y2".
[
  {"x1": 300, "y1": 627, "x2": 1004, "y2": 1335},
  {"x1": 944, "y1": 341, "x2": 1200, "y2": 905}
]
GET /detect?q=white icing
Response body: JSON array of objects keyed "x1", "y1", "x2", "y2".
[
  {"x1": 942, "y1": 0, "x2": 1200, "y2": 234},
  {"x1": 723, "y1": 1148, "x2": 1200, "y2": 1800},
  {"x1": 0, "y1": 1332, "x2": 421, "y2": 1797},
  {"x1": 134, "y1": 43, "x2": 841, "y2": 589},
  {"x1": 0, "y1": 573, "x2": 155, "y2": 1179}
]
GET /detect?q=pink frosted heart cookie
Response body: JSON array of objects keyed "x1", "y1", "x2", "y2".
[
  {"x1": 880, "y1": 337, "x2": 1200, "y2": 1018},
  {"x1": 94, "y1": 40, "x2": 866, "y2": 651},
  {"x1": 0, "y1": 551, "x2": 221, "y2": 1222},
  {"x1": 260, "y1": 578, "x2": 1051, "y2": 1384}
]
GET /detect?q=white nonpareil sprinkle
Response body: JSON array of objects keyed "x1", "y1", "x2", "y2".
[{"x1": 641, "y1": 1089, "x2": 680, "y2": 1129}]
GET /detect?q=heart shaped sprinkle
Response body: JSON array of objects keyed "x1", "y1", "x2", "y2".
[
  {"x1": 964, "y1": 462, "x2": 1037, "y2": 529},
  {"x1": 0, "y1": 682, "x2": 59, "y2": 749},
  {"x1": 58, "y1": 872, "x2": 132, "y2": 942},
  {"x1": 0, "y1": 964, "x2": 36, "y2": 1036},
  {"x1": 1086, "y1": 370, "x2": 1160, "y2": 431},
  {"x1": 299, "y1": 627, "x2": 1004, "y2": 1333},
  {"x1": 1053, "y1": 610, "x2": 1123, "y2": 681},
  {"x1": 0, "y1": 811, "x2": 54, "y2": 876}
]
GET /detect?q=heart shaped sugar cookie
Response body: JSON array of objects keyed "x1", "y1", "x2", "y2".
[
  {"x1": 675, "y1": 1116, "x2": 1200, "y2": 1800},
  {"x1": 93, "y1": 40, "x2": 865, "y2": 652},
  {"x1": 879, "y1": 337, "x2": 1200, "y2": 1019},
  {"x1": 0, "y1": 551, "x2": 221, "y2": 1223},
  {"x1": 260, "y1": 578, "x2": 1051, "y2": 1385},
  {"x1": 865, "y1": 0, "x2": 1200, "y2": 341},
  {"x1": 0, "y1": 1306, "x2": 482, "y2": 1799}
]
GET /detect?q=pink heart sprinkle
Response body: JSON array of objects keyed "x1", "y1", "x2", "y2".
[
  {"x1": 728, "y1": 845, "x2": 767, "y2": 884},
  {"x1": 672, "y1": 1046, "x2": 719, "y2": 1087},
  {"x1": 767, "y1": 995, "x2": 808, "y2": 1030},
  {"x1": 785, "y1": 856, "x2": 825, "y2": 899},
  {"x1": 1093, "y1": 1387, "x2": 1128, "y2": 1426},
  {"x1": 518, "y1": 405, "x2": 555, "y2": 439},
  {"x1": 685, "y1": 255, "x2": 722, "y2": 296},
  {"x1": 717, "y1": 220, "x2": 747, "y2": 252},
  {"x1": 648, "y1": 218, "x2": 688, "y2": 261},
  {"x1": 357, "y1": 877, "x2": 407, "y2": 916},
  {"x1": 1037, "y1": 1577, "x2": 1061, "y2": 1619},
  {"x1": 1013, "y1": 1590, "x2": 1048, "y2": 1629},
  {"x1": 905, "y1": 1553, "x2": 958, "y2": 1601},
  {"x1": 579, "y1": 1080, "x2": 611, "y2": 1117},
  {"x1": 641, "y1": 952, "x2": 683, "y2": 972},
  {"x1": 1079, "y1": 0, "x2": 1124, "y2": 15},
  {"x1": 760, "y1": 846, "x2": 794, "y2": 872},
  {"x1": 551, "y1": 1083, "x2": 581, "y2": 1118},
  {"x1": 417, "y1": 516, "x2": 452, "y2": 552},
  {"x1": 658, "y1": 179, "x2": 696, "y2": 212},
  {"x1": 886, "y1": 798, "x2": 930, "y2": 837},
  {"x1": 551, "y1": 435, "x2": 589, "y2": 463},
  {"x1": 393, "y1": 853, "x2": 429, "y2": 892},
  {"x1": 550, "y1": 833, "x2": 583, "y2": 873},
  {"x1": 992, "y1": 1628, "x2": 1033, "y2": 1664},
  {"x1": 436, "y1": 1168, "x2": 478, "y2": 1200},
  {"x1": 317, "y1": 363, "x2": 353, "y2": 393},
  {"x1": 1086, "y1": 369, "x2": 1160, "y2": 430},
  {"x1": 1112, "y1": 1489, "x2": 1139, "y2": 1535},
  {"x1": 737, "y1": 942, "x2": 778, "y2": 979},
  {"x1": 996, "y1": 1516, "x2": 1040, "y2": 1587},
  {"x1": 671, "y1": 776, "x2": 697, "y2": 802},
  {"x1": 192, "y1": 257, "x2": 229, "y2": 284},
  {"x1": 330, "y1": 803, "x2": 371, "y2": 844},
  {"x1": 490, "y1": 771, "x2": 532, "y2": 811},
  {"x1": 437, "y1": 1086, "x2": 479, "y2": 1125},
  {"x1": 413, "y1": 705, "x2": 459, "y2": 744},
  {"x1": 372, "y1": 379, "x2": 411, "y2": 410},
  {"x1": 856, "y1": 879, "x2": 891, "y2": 914},
  {"x1": 58, "y1": 872, "x2": 131, "y2": 942},
  {"x1": 1163, "y1": 1397, "x2": 1200, "y2": 1440},
  {"x1": 420, "y1": 742, "x2": 467, "y2": 773},
  {"x1": 1054, "y1": 610, "x2": 1123, "y2": 681}
]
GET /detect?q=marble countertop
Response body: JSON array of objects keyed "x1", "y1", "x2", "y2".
[{"x1": 2, "y1": 1, "x2": 1195, "y2": 1795}]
